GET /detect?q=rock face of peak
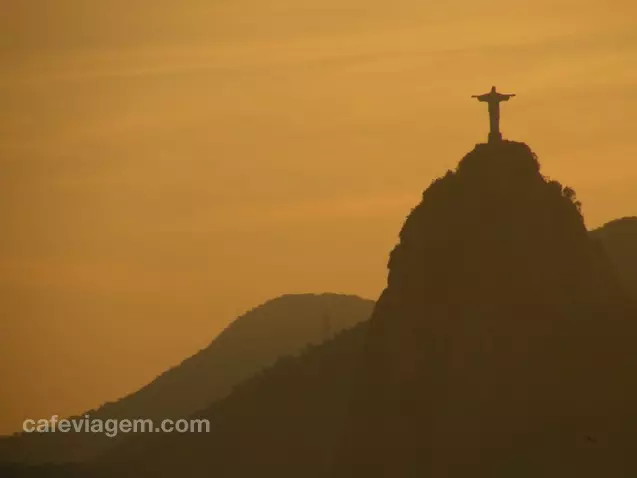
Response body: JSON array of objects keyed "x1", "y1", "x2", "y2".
[{"x1": 333, "y1": 141, "x2": 637, "y2": 477}]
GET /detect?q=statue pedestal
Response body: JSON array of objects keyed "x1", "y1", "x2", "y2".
[{"x1": 488, "y1": 131, "x2": 503, "y2": 143}]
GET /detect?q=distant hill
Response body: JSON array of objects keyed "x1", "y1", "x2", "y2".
[
  {"x1": 82, "y1": 141, "x2": 637, "y2": 477},
  {"x1": 0, "y1": 293, "x2": 373, "y2": 464},
  {"x1": 590, "y1": 217, "x2": 637, "y2": 299}
]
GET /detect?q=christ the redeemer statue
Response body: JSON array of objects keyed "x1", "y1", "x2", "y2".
[{"x1": 472, "y1": 86, "x2": 515, "y2": 143}]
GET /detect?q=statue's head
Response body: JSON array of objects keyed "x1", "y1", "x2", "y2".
[{"x1": 491, "y1": 86, "x2": 496, "y2": 92}]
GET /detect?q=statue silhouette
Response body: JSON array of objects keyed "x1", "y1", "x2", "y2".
[{"x1": 472, "y1": 86, "x2": 516, "y2": 143}]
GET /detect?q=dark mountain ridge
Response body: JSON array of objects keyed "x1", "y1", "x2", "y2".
[{"x1": 0, "y1": 293, "x2": 373, "y2": 464}]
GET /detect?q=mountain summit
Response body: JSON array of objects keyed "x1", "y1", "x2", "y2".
[
  {"x1": 334, "y1": 140, "x2": 637, "y2": 476},
  {"x1": 379, "y1": 140, "x2": 622, "y2": 314}
]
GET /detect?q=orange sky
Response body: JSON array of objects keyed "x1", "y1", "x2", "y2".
[{"x1": 1, "y1": 0, "x2": 636, "y2": 435}]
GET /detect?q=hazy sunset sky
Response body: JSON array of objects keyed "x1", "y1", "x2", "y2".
[{"x1": 1, "y1": 0, "x2": 636, "y2": 434}]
